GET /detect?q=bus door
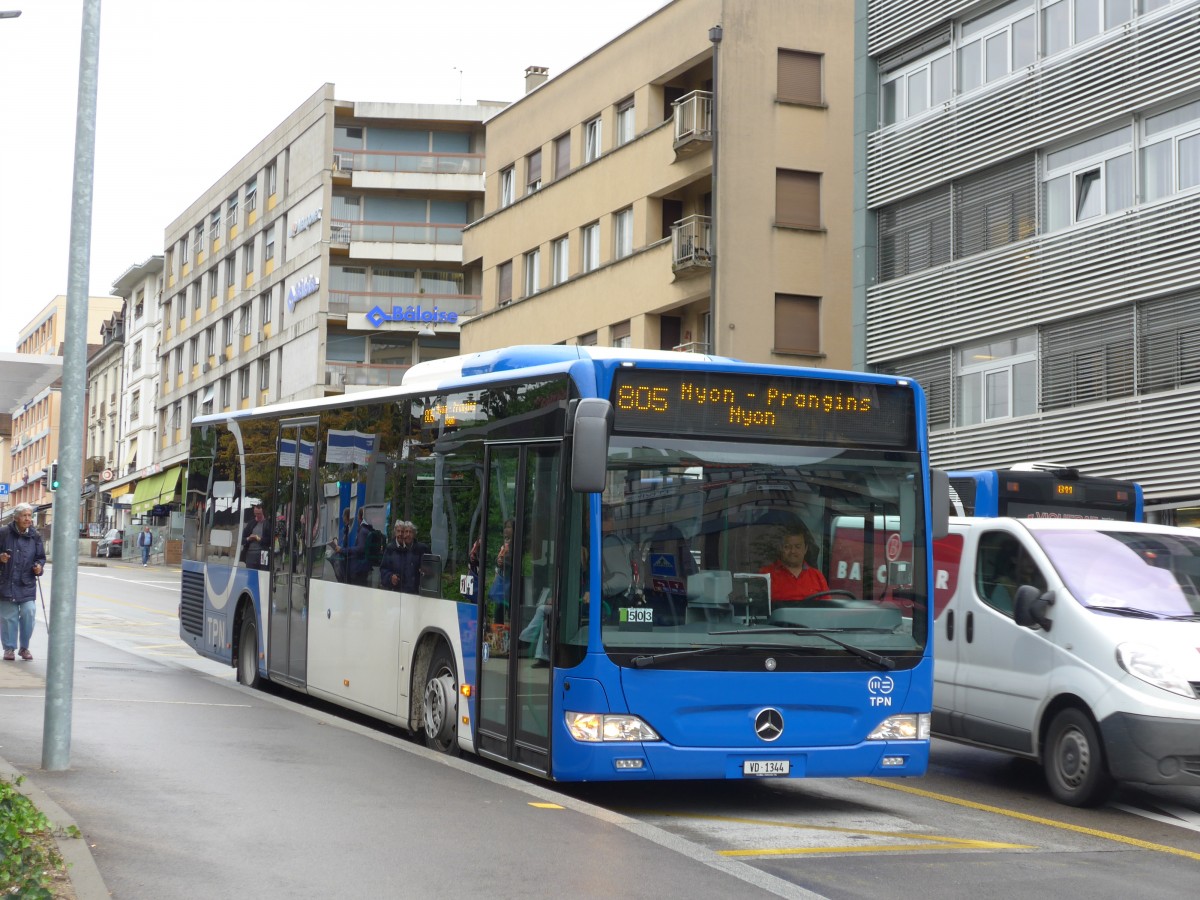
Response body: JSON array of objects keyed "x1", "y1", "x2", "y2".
[
  {"x1": 476, "y1": 443, "x2": 561, "y2": 773},
  {"x1": 268, "y1": 419, "x2": 318, "y2": 687}
]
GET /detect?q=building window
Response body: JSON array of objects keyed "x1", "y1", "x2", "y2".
[
  {"x1": 192, "y1": 282, "x2": 201, "y2": 311},
  {"x1": 130, "y1": 389, "x2": 140, "y2": 422},
  {"x1": 134, "y1": 289, "x2": 145, "y2": 320},
  {"x1": 958, "y1": 0, "x2": 1036, "y2": 94},
  {"x1": 584, "y1": 117, "x2": 602, "y2": 162},
  {"x1": 194, "y1": 222, "x2": 205, "y2": 251},
  {"x1": 205, "y1": 326, "x2": 215, "y2": 357},
  {"x1": 552, "y1": 236, "x2": 570, "y2": 285},
  {"x1": 1141, "y1": 97, "x2": 1200, "y2": 203},
  {"x1": 579, "y1": 331, "x2": 598, "y2": 346},
  {"x1": 497, "y1": 261, "x2": 513, "y2": 305},
  {"x1": 225, "y1": 192, "x2": 239, "y2": 231},
  {"x1": 240, "y1": 305, "x2": 252, "y2": 337},
  {"x1": 881, "y1": 49, "x2": 952, "y2": 126},
  {"x1": 223, "y1": 314, "x2": 234, "y2": 347},
  {"x1": 224, "y1": 255, "x2": 236, "y2": 288},
  {"x1": 177, "y1": 293, "x2": 186, "y2": 321},
  {"x1": 208, "y1": 268, "x2": 218, "y2": 300},
  {"x1": 954, "y1": 154, "x2": 1037, "y2": 258},
  {"x1": 132, "y1": 339, "x2": 142, "y2": 371},
  {"x1": 554, "y1": 133, "x2": 571, "y2": 179},
  {"x1": 175, "y1": 347, "x2": 184, "y2": 374},
  {"x1": 526, "y1": 149, "x2": 542, "y2": 194},
  {"x1": 616, "y1": 99, "x2": 635, "y2": 146},
  {"x1": 259, "y1": 355, "x2": 271, "y2": 391},
  {"x1": 1042, "y1": 126, "x2": 1132, "y2": 232},
  {"x1": 243, "y1": 242, "x2": 255, "y2": 276},
  {"x1": 1042, "y1": 306, "x2": 1134, "y2": 409},
  {"x1": 956, "y1": 332, "x2": 1037, "y2": 426},
  {"x1": 221, "y1": 375, "x2": 231, "y2": 408},
  {"x1": 775, "y1": 170, "x2": 821, "y2": 229},
  {"x1": 611, "y1": 320, "x2": 631, "y2": 349},
  {"x1": 778, "y1": 49, "x2": 823, "y2": 106},
  {"x1": 774, "y1": 294, "x2": 821, "y2": 355},
  {"x1": 524, "y1": 249, "x2": 541, "y2": 297},
  {"x1": 500, "y1": 166, "x2": 515, "y2": 207},
  {"x1": 877, "y1": 185, "x2": 953, "y2": 281},
  {"x1": 582, "y1": 222, "x2": 600, "y2": 272},
  {"x1": 1138, "y1": 288, "x2": 1200, "y2": 393},
  {"x1": 190, "y1": 336, "x2": 200, "y2": 368},
  {"x1": 210, "y1": 208, "x2": 222, "y2": 243},
  {"x1": 261, "y1": 290, "x2": 273, "y2": 325},
  {"x1": 238, "y1": 366, "x2": 250, "y2": 400},
  {"x1": 267, "y1": 161, "x2": 278, "y2": 196},
  {"x1": 243, "y1": 177, "x2": 257, "y2": 213},
  {"x1": 614, "y1": 208, "x2": 633, "y2": 258},
  {"x1": 265, "y1": 225, "x2": 276, "y2": 261}
]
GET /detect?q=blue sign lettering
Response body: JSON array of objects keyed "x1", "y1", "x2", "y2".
[
  {"x1": 287, "y1": 275, "x2": 320, "y2": 311},
  {"x1": 365, "y1": 304, "x2": 460, "y2": 330}
]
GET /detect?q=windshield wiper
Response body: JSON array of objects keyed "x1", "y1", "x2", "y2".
[
  {"x1": 709, "y1": 626, "x2": 896, "y2": 671},
  {"x1": 1084, "y1": 605, "x2": 1166, "y2": 619},
  {"x1": 630, "y1": 645, "x2": 741, "y2": 668}
]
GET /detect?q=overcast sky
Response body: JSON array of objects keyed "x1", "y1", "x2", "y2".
[{"x1": 0, "y1": 0, "x2": 671, "y2": 352}]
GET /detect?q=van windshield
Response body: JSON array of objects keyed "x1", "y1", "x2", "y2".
[{"x1": 1033, "y1": 530, "x2": 1200, "y2": 617}]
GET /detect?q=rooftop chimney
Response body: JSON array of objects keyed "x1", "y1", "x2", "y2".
[{"x1": 525, "y1": 66, "x2": 549, "y2": 94}]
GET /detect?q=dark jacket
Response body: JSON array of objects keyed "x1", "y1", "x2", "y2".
[
  {"x1": 350, "y1": 522, "x2": 382, "y2": 582},
  {"x1": 0, "y1": 523, "x2": 47, "y2": 603},
  {"x1": 240, "y1": 516, "x2": 273, "y2": 570},
  {"x1": 379, "y1": 540, "x2": 429, "y2": 593}
]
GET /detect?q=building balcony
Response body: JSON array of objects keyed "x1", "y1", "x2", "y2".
[
  {"x1": 334, "y1": 148, "x2": 483, "y2": 176},
  {"x1": 328, "y1": 290, "x2": 481, "y2": 319},
  {"x1": 330, "y1": 219, "x2": 467, "y2": 265},
  {"x1": 324, "y1": 362, "x2": 410, "y2": 393},
  {"x1": 671, "y1": 215, "x2": 713, "y2": 277},
  {"x1": 672, "y1": 91, "x2": 713, "y2": 156}
]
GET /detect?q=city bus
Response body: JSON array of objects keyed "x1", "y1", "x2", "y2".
[
  {"x1": 179, "y1": 346, "x2": 946, "y2": 782},
  {"x1": 948, "y1": 465, "x2": 1143, "y2": 521}
]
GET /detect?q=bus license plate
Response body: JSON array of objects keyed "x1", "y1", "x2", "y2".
[{"x1": 742, "y1": 759, "x2": 790, "y2": 777}]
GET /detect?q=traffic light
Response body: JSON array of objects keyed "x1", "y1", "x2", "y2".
[{"x1": 47, "y1": 461, "x2": 59, "y2": 492}]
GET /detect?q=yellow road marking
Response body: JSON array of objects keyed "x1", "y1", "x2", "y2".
[
  {"x1": 529, "y1": 802, "x2": 564, "y2": 809},
  {"x1": 858, "y1": 777, "x2": 1200, "y2": 861},
  {"x1": 621, "y1": 808, "x2": 1030, "y2": 856}
]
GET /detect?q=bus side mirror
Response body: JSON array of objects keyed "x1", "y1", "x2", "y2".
[
  {"x1": 1014, "y1": 585, "x2": 1054, "y2": 631},
  {"x1": 930, "y1": 469, "x2": 950, "y2": 539},
  {"x1": 571, "y1": 398, "x2": 612, "y2": 493}
]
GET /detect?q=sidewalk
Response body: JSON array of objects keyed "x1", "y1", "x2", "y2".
[{"x1": 0, "y1": 631, "x2": 800, "y2": 899}]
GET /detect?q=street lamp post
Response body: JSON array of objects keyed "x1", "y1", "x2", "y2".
[{"x1": 708, "y1": 24, "x2": 722, "y2": 356}]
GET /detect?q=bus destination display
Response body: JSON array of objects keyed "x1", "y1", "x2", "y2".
[{"x1": 611, "y1": 371, "x2": 915, "y2": 449}]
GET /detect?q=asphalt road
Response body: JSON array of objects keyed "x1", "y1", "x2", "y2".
[{"x1": 34, "y1": 561, "x2": 1200, "y2": 899}]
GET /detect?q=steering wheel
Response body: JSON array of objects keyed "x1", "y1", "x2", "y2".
[{"x1": 794, "y1": 589, "x2": 858, "y2": 606}]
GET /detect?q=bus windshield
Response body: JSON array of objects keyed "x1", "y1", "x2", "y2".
[{"x1": 591, "y1": 436, "x2": 929, "y2": 670}]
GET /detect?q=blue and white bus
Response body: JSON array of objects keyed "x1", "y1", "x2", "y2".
[
  {"x1": 948, "y1": 465, "x2": 1143, "y2": 522},
  {"x1": 180, "y1": 346, "x2": 946, "y2": 781}
]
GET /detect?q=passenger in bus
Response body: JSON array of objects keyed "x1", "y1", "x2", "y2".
[
  {"x1": 489, "y1": 519, "x2": 515, "y2": 624},
  {"x1": 328, "y1": 508, "x2": 354, "y2": 582},
  {"x1": 240, "y1": 504, "x2": 272, "y2": 570},
  {"x1": 349, "y1": 508, "x2": 382, "y2": 587},
  {"x1": 380, "y1": 520, "x2": 428, "y2": 593},
  {"x1": 760, "y1": 525, "x2": 829, "y2": 602}
]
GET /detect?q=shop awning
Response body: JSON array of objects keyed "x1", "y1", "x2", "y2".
[
  {"x1": 132, "y1": 466, "x2": 182, "y2": 515},
  {"x1": 108, "y1": 482, "x2": 133, "y2": 499}
]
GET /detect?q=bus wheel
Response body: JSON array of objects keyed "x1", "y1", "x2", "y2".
[
  {"x1": 1043, "y1": 707, "x2": 1112, "y2": 807},
  {"x1": 422, "y1": 645, "x2": 460, "y2": 756},
  {"x1": 237, "y1": 615, "x2": 261, "y2": 689}
]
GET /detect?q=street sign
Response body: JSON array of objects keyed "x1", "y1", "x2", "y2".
[{"x1": 0, "y1": 483, "x2": 9, "y2": 497}]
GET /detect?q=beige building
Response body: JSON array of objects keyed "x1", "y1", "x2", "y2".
[
  {"x1": 158, "y1": 84, "x2": 500, "y2": 482},
  {"x1": 9, "y1": 295, "x2": 122, "y2": 520},
  {"x1": 462, "y1": 0, "x2": 854, "y2": 366}
]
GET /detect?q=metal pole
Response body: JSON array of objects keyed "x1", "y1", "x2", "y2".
[
  {"x1": 708, "y1": 24, "x2": 722, "y2": 356},
  {"x1": 43, "y1": 0, "x2": 102, "y2": 772}
]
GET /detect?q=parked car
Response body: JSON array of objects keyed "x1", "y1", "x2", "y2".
[{"x1": 97, "y1": 528, "x2": 124, "y2": 558}]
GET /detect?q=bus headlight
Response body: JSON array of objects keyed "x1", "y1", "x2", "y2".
[
  {"x1": 868, "y1": 713, "x2": 930, "y2": 741},
  {"x1": 565, "y1": 711, "x2": 661, "y2": 742},
  {"x1": 1117, "y1": 643, "x2": 1197, "y2": 699}
]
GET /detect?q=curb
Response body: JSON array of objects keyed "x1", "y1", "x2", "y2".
[{"x1": 1, "y1": 756, "x2": 110, "y2": 900}]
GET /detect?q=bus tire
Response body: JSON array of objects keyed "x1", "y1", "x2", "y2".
[
  {"x1": 422, "y1": 644, "x2": 460, "y2": 756},
  {"x1": 1043, "y1": 707, "x2": 1112, "y2": 807},
  {"x1": 237, "y1": 614, "x2": 261, "y2": 689}
]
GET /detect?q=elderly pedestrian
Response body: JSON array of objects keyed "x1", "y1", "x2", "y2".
[{"x1": 1, "y1": 503, "x2": 47, "y2": 661}]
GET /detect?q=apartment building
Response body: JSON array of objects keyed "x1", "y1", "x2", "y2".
[
  {"x1": 856, "y1": 0, "x2": 1200, "y2": 522},
  {"x1": 462, "y1": 0, "x2": 855, "y2": 365},
  {"x1": 104, "y1": 256, "x2": 165, "y2": 530},
  {"x1": 83, "y1": 311, "x2": 125, "y2": 528},
  {"x1": 8, "y1": 295, "x2": 122, "y2": 523},
  {"x1": 157, "y1": 83, "x2": 500, "y2": 484}
]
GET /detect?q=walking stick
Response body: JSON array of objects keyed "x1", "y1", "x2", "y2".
[{"x1": 37, "y1": 574, "x2": 48, "y2": 628}]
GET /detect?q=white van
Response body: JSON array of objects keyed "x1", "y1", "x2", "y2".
[{"x1": 933, "y1": 517, "x2": 1200, "y2": 806}]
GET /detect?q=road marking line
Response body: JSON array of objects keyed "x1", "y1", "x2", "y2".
[
  {"x1": 0, "y1": 693, "x2": 250, "y2": 707},
  {"x1": 1110, "y1": 803, "x2": 1200, "y2": 834},
  {"x1": 622, "y1": 809, "x2": 1030, "y2": 856},
  {"x1": 858, "y1": 777, "x2": 1200, "y2": 861},
  {"x1": 529, "y1": 802, "x2": 565, "y2": 809}
]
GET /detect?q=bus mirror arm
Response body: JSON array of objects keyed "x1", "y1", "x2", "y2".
[
  {"x1": 930, "y1": 469, "x2": 950, "y2": 539},
  {"x1": 570, "y1": 398, "x2": 613, "y2": 493}
]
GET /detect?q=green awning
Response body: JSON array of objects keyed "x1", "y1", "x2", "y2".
[
  {"x1": 130, "y1": 473, "x2": 165, "y2": 515},
  {"x1": 131, "y1": 467, "x2": 181, "y2": 515}
]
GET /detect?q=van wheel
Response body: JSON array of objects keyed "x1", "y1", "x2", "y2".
[
  {"x1": 422, "y1": 644, "x2": 460, "y2": 756},
  {"x1": 237, "y1": 615, "x2": 261, "y2": 688},
  {"x1": 1043, "y1": 708, "x2": 1112, "y2": 807}
]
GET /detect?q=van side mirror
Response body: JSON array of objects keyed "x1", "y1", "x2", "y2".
[
  {"x1": 570, "y1": 398, "x2": 612, "y2": 493},
  {"x1": 1013, "y1": 585, "x2": 1054, "y2": 631}
]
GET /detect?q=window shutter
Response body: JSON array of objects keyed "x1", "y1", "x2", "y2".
[
  {"x1": 777, "y1": 50, "x2": 822, "y2": 105},
  {"x1": 526, "y1": 150, "x2": 541, "y2": 187},
  {"x1": 555, "y1": 135, "x2": 570, "y2": 179},
  {"x1": 876, "y1": 350, "x2": 952, "y2": 429},
  {"x1": 776, "y1": 170, "x2": 820, "y2": 229},
  {"x1": 1041, "y1": 307, "x2": 1134, "y2": 410},
  {"x1": 1138, "y1": 290, "x2": 1200, "y2": 393},
  {"x1": 954, "y1": 154, "x2": 1036, "y2": 259},
  {"x1": 497, "y1": 261, "x2": 512, "y2": 303},
  {"x1": 773, "y1": 294, "x2": 820, "y2": 354},
  {"x1": 877, "y1": 185, "x2": 952, "y2": 281}
]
